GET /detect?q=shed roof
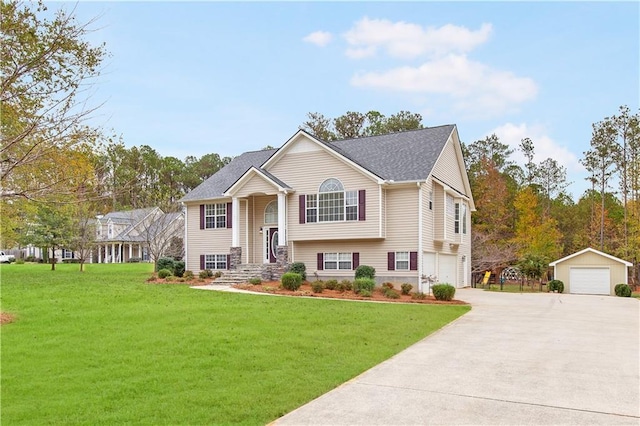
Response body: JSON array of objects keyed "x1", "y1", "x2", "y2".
[{"x1": 549, "y1": 247, "x2": 633, "y2": 267}]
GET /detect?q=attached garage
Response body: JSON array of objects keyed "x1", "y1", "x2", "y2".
[{"x1": 549, "y1": 248, "x2": 632, "y2": 296}]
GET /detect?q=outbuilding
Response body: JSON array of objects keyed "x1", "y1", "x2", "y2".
[{"x1": 549, "y1": 248, "x2": 633, "y2": 295}]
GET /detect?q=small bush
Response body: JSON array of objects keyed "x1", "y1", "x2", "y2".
[
  {"x1": 412, "y1": 292, "x2": 427, "y2": 300},
  {"x1": 249, "y1": 277, "x2": 262, "y2": 285},
  {"x1": 383, "y1": 288, "x2": 400, "y2": 299},
  {"x1": 62, "y1": 259, "x2": 81, "y2": 263},
  {"x1": 214, "y1": 271, "x2": 223, "y2": 278},
  {"x1": 128, "y1": 257, "x2": 142, "y2": 263},
  {"x1": 199, "y1": 269, "x2": 213, "y2": 279},
  {"x1": 156, "y1": 257, "x2": 175, "y2": 272},
  {"x1": 432, "y1": 284, "x2": 456, "y2": 301},
  {"x1": 355, "y1": 265, "x2": 375, "y2": 279},
  {"x1": 382, "y1": 282, "x2": 394, "y2": 290},
  {"x1": 353, "y1": 277, "x2": 376, "y2": 294},
  {"x1": 281, "y1": 272, "x2": 303, "y2": 291},
  {"x1": 401, "y1": 283, "x2": 413, "y2": 295},
  {"x1": 324, "y1": 279, "x2": 338, "y2": 290},
  {"x1": 288, "y1": 262, "x2": 307, "y2": 280},
  {"x1": 340, "y1": 279, "x2": 353, "y2": 291},
  {"x1": 335, "y1": 281, "x2": 347, "y2": 293},
  {"x1": 183, "y1": 270, "x2": 195, "y2": 280},
  {"x1": 614, "y1": 283, "x2": 632, "y2": 297},
  {"x1": 15, "y1": 258, "x2": 25, "y2": 264},
  {"x1": 173, "y1": 260, "x2": 185, "y2": 277},
  {"x1": 359, "y1": 289, "x2": 372, "y2": 297},
  {"x1": 25, "y1": 255, "x2": 36, "y2": 262},
  {"x1": 311, "y1": 281, "x2": 324, "y2": 293},
  {"x1": 157, "y1": 268, "x2": 172, "y2": 279},
  {"x1": 548, "y1": 279, "x2": 564, "y2": 293}
]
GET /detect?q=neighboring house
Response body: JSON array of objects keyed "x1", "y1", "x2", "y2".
[
  {"x1": 179, "y1": 125, "x2": 475, "y2": 290},
  {"x1": 94, "y1": 207, "x2": 185, "y2": 264},
  {"x1": 549, "y1": 248, "x2": 633, "y2": 295}
]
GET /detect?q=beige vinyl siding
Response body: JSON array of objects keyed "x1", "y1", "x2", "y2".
[
  {"x1": 433, "y1": 182, "x2": 445, "y2": 241},
  {"x1": 233, "y1": 174, "x2": 278, "y2": 198},
  {"x1": 554, "y1": 251, "x2": 629, "y2": 294},
  {"x1": 184, "y1": 201, "x2": 232, "y2": 271},
  {"x1": 431, "y1": 137, "x2": 466, "y2": 193},
  {"x1": 384, "y1": 186, "x2": 419, "y2": 248},
  {"x1": 422, "y1": 180, "x2": 436, "y2": 252},
  {"x1": 269, "y1": 150, "x2": 381, "y2": 241}
]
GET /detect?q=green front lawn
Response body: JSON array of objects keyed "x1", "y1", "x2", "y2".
[{"x1": 1, "y1": 263, "x2": 469, "y2": 425}]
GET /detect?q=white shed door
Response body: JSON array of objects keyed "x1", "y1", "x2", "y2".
[
  {"x1": 439, "y1": 255, "x2": 458, "y2": 287},
  {"x1": 569, "y1": 268, "x2": 610, "y2": 295}
]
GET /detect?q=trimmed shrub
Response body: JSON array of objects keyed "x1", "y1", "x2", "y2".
[
  {"x1": 335, "y1": 281, "x2": 347, "y2": 293},
  {"x1": 324, "y1": 279, "x2": 338, "y2": 290},
  {"x1": 25, "y1": 255, "x2": 36, "y2": 262},
  {"x1": 432, "y1": 284, "x2": 456, "y2": 301},
  {"x1": 383, "y1": 288, "x2": 400, "y2": 299},
  {"x1": 412, "y1": 292, "x2": 427, "y2": 300},
  {"x1": 249, "y1": 277, "x2": 262, "y2": 285},
  {"x1": 157, "y1": 268, "x2": 172, "y2": 279},
  {"x1": 15, "y1": 258, "x2": 25, "y2": 265},
  {"x1": 401, "y1": 283, "x2": 413, "y2": 295},
  {"x1": 340, "y1": 279, "x2": 353, "y2": 292},
  {"x1": 382, "y1": 282, "x2": 394, "y2": 290},
  {"x1": 199, "y1": 269, "x2": 214, "y2": 279},
  {"x1": 156, "y1": 257, "x2": 175, "y2": 273},
  {"x1": 183, "y1": 270, "x2": 195, "y2": 280},
  {"x1": 614, "y1": 283, "x2": 632, "y2": 297},
  {"x1": 311, "y1": 281, "x2": 324, "y2": 293},
  {"x1": 289, "y1": 262, "x2": 307, "y2": 280},
  {"x1": 173, "y1": 260, "x2": 185, "y2": 278},
  {"x1": 548, "y1": 279, "x2": 564, "y2": 293},
  {"x1": 281, "y1": 272, "x2": 303, "y2": 291},
  {"x1": 355, "y1": 265, "x2": 375, "y2": 279},
  {"x1": 359, "y1": 289, "x2": 372, "y2": 297},
  {"x1": 128, "y1": 257, "x2": 142, "y2": 263},
  {"x1": 353, "y1": 277, "x2": 376, "y2": 294},
  {"x1": 214, "y1": 271, "x2": 223, "y2": 278}
]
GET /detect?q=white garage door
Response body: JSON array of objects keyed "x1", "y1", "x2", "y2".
[
  {"x1": 439, "y1": 255, "x2": 458, "y2": 288},
  {"x1": 569, "y1": 268, "x2": 610, "y2": 295}
]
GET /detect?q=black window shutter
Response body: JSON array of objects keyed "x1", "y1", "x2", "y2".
[
  {"x1": 317, "y1": 253, "x2": 324, "y2": 270},
  {"x1": 299, "y1": 195, "x2": 306, "y2": 224},
  {"x1": 358, "y1": 190, "x2": 366, "y2": 221},
  {"x1": 410, "y1": 251, "x2": 418, "y2": 271},
  {"x1": 226, "y1": 254, "x2": 231, "y2": 270},
  {"x1": 200, "y1": 254, "x2": 205, "y2": 270},
  {"x1": 226, "y1": 202, "x2": 232, "y2": 228},
  {"x1": 387, "y1": 252, "x2": 395, "y2": 271},
  {"x1": 352, "y1": 252, "x2": 360, "y2": 269},
  {"x1": 199, "y1": 205, "x2": 205, "y2": 229}
]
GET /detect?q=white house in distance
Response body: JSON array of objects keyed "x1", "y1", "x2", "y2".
[{"x1": 179, "y1": 125, "x2": 475, "y2": 291}]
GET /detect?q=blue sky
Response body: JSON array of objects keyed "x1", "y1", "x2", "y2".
[{"x1": 66, "y1": 1, "x2": 639, "y2": 201}]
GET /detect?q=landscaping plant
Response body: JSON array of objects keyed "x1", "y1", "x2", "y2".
[
  {"x1": 281, "y1": 272, "x2": 302, "y2": 291},
  {"x1": 614, "y1": 283, "x2": 632, "y2": 297},
  {"x1": 432, "y1": 284, "x2": 456, "y2": 301}
]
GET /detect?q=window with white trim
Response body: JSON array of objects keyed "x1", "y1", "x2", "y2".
[
  {"x1": 455, "y1": 203, "x2": 460, "y2": 234},
  {"x1": 462, "y1": 203, "x2": 467, "y2": 234},
  {"x1": 324, "y1": 252, "x2": 353, "y2": 270},
  {"x1": 395, "y1": 251, "x2": 409, "y2": 270},
  {"x1": 318, "y1": 178, "x2": 358, "y2": 222},
  {"x1": 205, "y1": 254, "x2": 227, "y2": 270},
  {"x1": 306, "y1": 194, "x2": 317, "y2": 223},
  {"x1": 429, "y1": 191, "x2": 433, "y2": 210},
  {"x1": 446, "y1": 194, "x2": 455, "y2": 216},
  {"x1": 264, "y1": 201, "x2": 277, "y2": 224},
  {"x1": 205, "y1": 203, "x2": 227, "y2": 229},
  {"x1": 108, "y1": 223, "x2": 113, "y2": 238},
  {"x1": 455, "y1": 202, "x2": 468, "y2": 234},
  {"x1": 62, "y1": 249, "x2": 73, "y2": 259}
]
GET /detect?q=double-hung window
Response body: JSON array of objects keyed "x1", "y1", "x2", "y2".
[
  {"x1": 306, "y1": 194, "x2": 318, "y2": 223},
  {"x1": 205, "y1": 203, "x2": 227, "y2": 229},
  {"x1": 395, "y1": 251, "x2": 409, "y2": 270},
  {"x1": 317, "y1": 178, "x2": 358, "y2": 222},
  {"x1": 324, "y1": 252, "x2": 353, "y2": 270},
  {"x1": 454, "y1": 202, "x2": 467, "y2": 234},
  {"x1": 205, "y1": 254, "x2": 227, "y2": 270}
]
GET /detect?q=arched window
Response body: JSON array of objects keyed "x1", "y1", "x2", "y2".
[
  {"x1": 319, "y1": 178, "x2": 344, "y2": 193},
  {"x1": 264, "y1": 200, "x2": 277, "y2": 224}
]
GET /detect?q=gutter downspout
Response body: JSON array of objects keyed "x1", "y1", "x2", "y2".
[{"x1": 417, "y1": 181, "x2": 423, "y2": 293}]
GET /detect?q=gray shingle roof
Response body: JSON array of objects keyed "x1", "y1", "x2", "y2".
[
  {"x1": 180, "y1": 125, "x2": 456, "y2": 202},
  {"x1": 179, "y1": 149, "x2": 276, "y2": 202}
]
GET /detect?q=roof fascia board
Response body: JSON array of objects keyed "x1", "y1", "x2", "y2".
[
  {"x1": 224, "y1": 166, "x2": 289, "y2": 197},
  {"x1": 549, "y1": 247, "x2": 633, "y2": 266},
  {"x1": 262, "y1": 130, "x2": 384, "y2": 184}
]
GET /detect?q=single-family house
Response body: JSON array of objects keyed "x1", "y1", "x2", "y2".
[
  {"x1": 179, "y1": 124, "x2": 475, "y2": 291},
  {"x1": 94, "y1": 207, "x2": 184, "y2": 263}
]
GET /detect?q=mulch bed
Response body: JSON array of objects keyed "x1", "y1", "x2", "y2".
[{"x1": 232, "y1": 281, "x2": 467, "y2": 305}]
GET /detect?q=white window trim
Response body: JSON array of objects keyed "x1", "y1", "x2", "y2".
[
  {"x1": 264, "y1": 200, "x2": 277, "y2": 224},
  {"x1": 324, "y1": 252, "x2": 353, "y2": 270},
  {"x1": 395, "y1": 251, "x2": 409, "y2": 271},
  {"x1": 317, "y1": 178, "x2": 358, "y2": 223},
  {"x1": 205, "y1": 203, "x2": 227, "y2": 229},
  {"x1": 306, "y1": 194, "x2": 318, "y2": 223},
  {"x1": 205, "y1": 254, "x2": 227, "y2": 270}
]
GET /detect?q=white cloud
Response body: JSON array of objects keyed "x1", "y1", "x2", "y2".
[
  {"x1": 351, "y1": 54, "x2": 537, "y2": 117},
  {"x1": 488, "y1": 122, "x2": 583, "y2": 174},
  {"x1": 343, "y1": 17, "x2": 492, "y2": 59},
  {"x1": 303, "y1": 31, "x2": 333, "y2": 47}
]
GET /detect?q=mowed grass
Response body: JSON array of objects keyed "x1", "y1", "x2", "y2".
[{"x1": 1, "y1": 263, "x2": 470, "y2": 425}]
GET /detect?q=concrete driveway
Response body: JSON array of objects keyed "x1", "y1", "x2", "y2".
[{"x1": 274, "y1": 289, "x2": 640, "y2": 425}]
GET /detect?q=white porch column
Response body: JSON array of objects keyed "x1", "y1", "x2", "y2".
[
  {"x1": 129, "y1": 244, "x2": 132, "y2": 261},
  {"x1": 98, "y1": 245, "x2": 102, "y2": 263},
  {"x1": 138, "y1": 244, "x2": 142, "y2": 260},
  {"x1": 277, "y1": 192, "x2": 286, "y2": 245},
  {"x1": 232, "y1": 197, "x2": 240, "y2": 247},
  {"x1": 111, "y1": 243, "x2": 116, "y2": 263}
]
